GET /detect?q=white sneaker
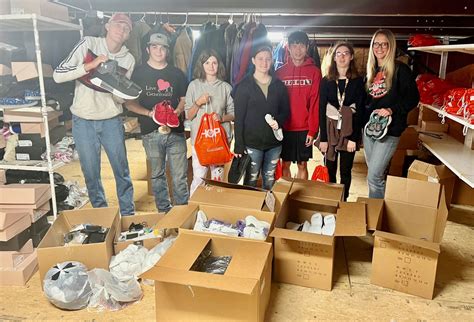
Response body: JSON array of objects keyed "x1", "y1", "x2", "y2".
[
  {"x1": 208, "y1": 221, "x2": 240, "y2": 237},
  {"x1": 264, "y1": 114, "x2": 284, "y2": 141},
  {"x1": 193, "y1": 210, "x2": 208, "y2": 231},
  {"x1": 245, "y1": 215, "x2": 270, "y2": 230},
  {"x1": 301, "y1": 220, "x2": 311, "y2": 232},
  {"x1": 286, "y1": 222, "x2": 302, "y2": 230},
  {"x1": 243, "y1": 226, "x2": 267, "y2": 240},
  {"x1": 308, "y1": 213, "x2": 323, "y2": 234},
  {"x1": 321, "y1": 215, "x2": 336, "y2": 236}
]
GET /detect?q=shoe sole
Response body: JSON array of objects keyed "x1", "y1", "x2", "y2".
[
  {"x1": 90, "y1": 77, "x2": 141, "y2": 100},
  {"x1": 274, "y1": 129, "x2": 284, "y2": 141}
]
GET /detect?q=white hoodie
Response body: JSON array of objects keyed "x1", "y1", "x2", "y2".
[{"x1": 53, "y1": 36, "x2": 135, "y2": 120}]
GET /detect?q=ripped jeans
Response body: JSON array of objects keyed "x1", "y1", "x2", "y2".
[{"x1": 244, "y1": 145, "x2": 282, "y2": 190}]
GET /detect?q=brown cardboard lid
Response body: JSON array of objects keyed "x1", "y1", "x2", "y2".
[
  {"x1": 434, "y1": 187, "x2": 449, "y2": 243},
  {"x1": 408, "y1": 160, "x2": 455, "y2": 181},
  {"x1": 374, "y1": 230, "x2": 441, "y2": 253},
  {"x1": 289, "y1": 179, "x2": 344, "y2": 202},
  {"x1": 11, "y1": 62, "x2": 53, "y2": 78},
  {"x1": 385, "y1": 176, "x2": 441, "y2": 209},
  {"x1": 0, "y1": 184, "x2": 51, "y2": 204},
  {"x1": 154, "y1": 204, "x2": 197, "y2": 230},
  {"x1": 334, "y1": 202, "x2": 367, "y2": 237},
  {"x1": 270, "y1": 227, "x2": 334, "y2": 245},
  {"x1": 356, "y1": 197, "x2": 383, "y2": 231}
]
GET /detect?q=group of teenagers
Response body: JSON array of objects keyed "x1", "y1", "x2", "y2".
[{"x1": 53, "y1": 13, "x2": 419, "y2": 216}]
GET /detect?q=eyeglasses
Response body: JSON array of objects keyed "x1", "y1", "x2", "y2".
[
  {"x1": 373, "y1": 42, "x2": 389, "y2": 49},
  {"x1": 335, "y1": 51, "x2": 351, "y2": 58}
]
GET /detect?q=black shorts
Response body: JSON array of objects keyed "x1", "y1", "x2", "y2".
[{"x1": 281, "y1": 130, "x2": 313, "y2": 162}]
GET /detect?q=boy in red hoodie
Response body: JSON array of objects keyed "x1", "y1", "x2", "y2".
[{"x1": 276, "y1": 31, "x2": 321, "y2": 179}]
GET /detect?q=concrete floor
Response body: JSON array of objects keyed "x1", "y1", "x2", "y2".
[{"x1": 0, "y1": 138, "x2": 473, "y2": 321}]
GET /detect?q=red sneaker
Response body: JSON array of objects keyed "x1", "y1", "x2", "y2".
[
  {"x1": 166, "y1": 102, "x2": 180, "y2": 128},
  {"x1": 152, "y1": 101, "x2": 168, "y2": 126}
]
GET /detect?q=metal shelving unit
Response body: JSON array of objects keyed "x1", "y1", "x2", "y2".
[
  {"x1": 409, "y1": 44, "x2": 474, "y2": 188},
  {"x1": 0, "y1": 14, "x2": 82, "y2": 218}
]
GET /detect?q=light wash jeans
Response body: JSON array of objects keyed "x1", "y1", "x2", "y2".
[
  {"x1": 363, "y1": 134, "x2": 400, "y2": 199},
  {"x1": 142, "y1": 130, "x2": 189, "y2": 212},
  {"x1": 244, "y1": 145, "x2": 282, "y2": 190},
  {"x1": 72, "y1": 115, "x2": 135, "y2": 215}
]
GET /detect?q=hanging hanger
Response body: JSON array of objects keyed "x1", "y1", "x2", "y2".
[
  {"x1": 215, "y1": 13, "x2": 218, "y2": 25},
  {"x1": 153, "y1": 12, "x2": 157, "y2": 26},
  {"x1": 228, "y1": 13, "x2": 234, "y2": 24},
  {"x1": 182, "y1": 12, "x2": 188, "y2": 26},
  {"x1": 140, "y1": 12, "x2": 146, "y2": 22}
]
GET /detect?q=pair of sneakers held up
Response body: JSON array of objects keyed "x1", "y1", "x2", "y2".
[{"x1": 286, "y1": 213, "x2": 336, "y2": 236}]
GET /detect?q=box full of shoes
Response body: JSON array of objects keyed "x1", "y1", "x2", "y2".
[
  {"x1": 156, "y1": 203, "x2": 276, "y2": 243},
  {"x1": 369, "y1": 176, "x2": 449, "y2": 299},
  {"x1": 114, "y1": 213, "x2": 164, "y2": 254},
  {"x1": 141, "y1": 232, "x2": 272, "y2": 322},
  {"x1": 37, "y1": 207, "x2": 120, "y2": 282},
  {"x1": 270, "y1": 179, "x2": 366, "y2": 291}
]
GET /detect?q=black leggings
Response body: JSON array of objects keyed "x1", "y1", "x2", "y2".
[{"x1": 325, "y1": 150, "x2": 355, "y2": 201}]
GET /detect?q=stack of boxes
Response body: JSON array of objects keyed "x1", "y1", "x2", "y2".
[{"x1": 0, "y1": 183, "x2": 51, "y2": 285}]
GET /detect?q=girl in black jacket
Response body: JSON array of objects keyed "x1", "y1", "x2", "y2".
[
  {"x1": 364, "y1": 29, "x2": 420, "y2": 198},
  {"x1": 234, "y1": 45, "x2": 290, "y2": 189},
  {"x1": 318, "y1": 42, "x2": 366, "y2": 201}
]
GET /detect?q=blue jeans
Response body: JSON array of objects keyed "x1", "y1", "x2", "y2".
[
  {"x1": 244, "y1": 145, "x2": 282, "y2": 190},
  {"x1": 363, "y1": 134, "x2": 400, "y2": 199},
  {"x1": 72, "y1": 115, "x2": 135, "y2": 215},
  {"x1": 142, "y1": 130, "x2": 189, "y2": 212}
]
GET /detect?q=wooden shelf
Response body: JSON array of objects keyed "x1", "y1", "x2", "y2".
[
  {"x1": 419, "y1": 133, "x2": 474, "y2": 188},
  {"x1": 408, "y1": 44, "x2": 474, "y2": 55},
  {"x1": 0, "y1": 14, "x2": 82, "y2": 32},
  {"x1": 420, "y1": 103, "x2": 474, "y2": 130}
]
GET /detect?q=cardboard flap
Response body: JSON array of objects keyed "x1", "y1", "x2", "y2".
[
  {"x1": 434, "y1": 187, "x2": 449, "y2": 243},
  {"x1": 385, "y1": 176, "x2": 441, "y2": 208},
  {"x1": 374, "y1": 231, "x2": 441, "y2": 253},
  {"x1": 289, "y1": 179, "x2": 344, "y2": 203},
  {"x1": 356, "y1": 197, "x2": 383, "y2": 231},
  {"x1": 270, "y1": 227, "x2": 334, "y2": 245},
  {"x1": 156, "y1": 232, "x2": 210, "y2": 270},
  {"x1": 155, "y1": 204, "x2": 198, "y2": 230},
  {"x1": 334, "y1": 202, "x2": 366, "y2": 236},
  {"x1": 140, "y1": 266, "x2": 258, "y2": 295},
  {"x1": 225, "y1": 242, "x2": 272, "y2": 280}
]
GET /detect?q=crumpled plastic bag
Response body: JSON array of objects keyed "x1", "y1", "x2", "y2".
[
  {"x1": 109, "y1": 244, "x2": 148, "y2": 282},
  {"x1": 140, "y1": 237, "x2": 176, "y2": 285},
  {"x1": 43, "y1": 261, "x2": 92, "y2": 310},
  {"x1": 87, "y1": 268, "x2": 143, "y2": 312}
]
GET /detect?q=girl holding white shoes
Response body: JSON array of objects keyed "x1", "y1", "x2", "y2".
[
  {"x1": 318, "y1": 41, "x2": 366, "y2": 201},
  {"x1": 185, "y1": 49, "x2": 235, "y2": 196}
]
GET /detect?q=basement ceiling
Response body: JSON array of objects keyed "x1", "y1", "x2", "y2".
[{"x1": 55, "y1": 0, "x2": 474, "y2": 37}]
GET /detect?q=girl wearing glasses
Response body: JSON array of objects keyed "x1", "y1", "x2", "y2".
[
  {"x1": 318, "y1": 42, "x2": 366, "y2": 201},
  {"x1": 364, "y1": 29, "x2": 419, "y2": 198}
]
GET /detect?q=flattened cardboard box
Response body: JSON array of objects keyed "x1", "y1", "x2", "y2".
[
  {"x1": 114, "y1": 213, "x2": 164, "y2": 254},
  {"x1": 156, "y1": 203, "x2": 275, "y2": 243},
  {"x1": 141, "y1": 233, "x2": 273, "y2": 322},
  {"x1": 270, "y1": 179, "x2": 366, "y2": 291},
  {"x1": 20, "y1": 117, "x2": 60, "y2": 135},
  {"x1": 0, "y1": 250, "x2": 38, "y2": 286},
  {"x1": 408, "y1": 160, "x2": 456, "y2": 207},
  {"x1": 0, "y1": 239, "x2": 34, "y2": 268},
  {"x1": 0, "y1": 208, "x2": 31, "y2": 230},
  {"x1": 0, "y1": 214, "x2": 31, "y2": 241},
  {"x1": 0, "y1": 184, "x2": 51, "y2": 205},
  {"x1": 370, "y1": 176, "x2": 449, "y2": 299},
  {"x1": 37, "y1": 207, "x2": 120, "y2": 282},
  {"x1": 11, "y1": 61, "x2": 54, "y2": 82},
  {"x1": 4, "y1": 110, "x2": 62, "y2": 123}
]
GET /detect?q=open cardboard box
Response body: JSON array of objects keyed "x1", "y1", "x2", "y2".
[
  {"x1": 370, "y1": 176, "x2": 449, "y2": 299},
  {"x1": 141, "y1": 232, "x2": 272, "y2": 322},
  {"x1": 270, "y1": 179, "x2": 366, "y2": 290},
  {"x1": 156, "y1": 203, "x2": 275, "y2": 243},
  {"x1": 114, "y1": 213, "x2": 164, "y2": 254},
  {"x1": 37, "y1": 207, "x2": 120, "y2": 283}
]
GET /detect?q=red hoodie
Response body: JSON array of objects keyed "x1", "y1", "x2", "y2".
[{"x1": 276, "y1": 57, "x2": 322, "y2": 137}]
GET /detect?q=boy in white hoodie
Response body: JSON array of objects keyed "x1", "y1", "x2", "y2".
[{"x1": 53, "y1": 13, "x2": 135, "y2": 216}]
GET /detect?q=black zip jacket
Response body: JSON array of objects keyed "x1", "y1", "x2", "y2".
[
  {"x1": 365, "y1": 62, "x2": 420, "y2": 137},
  {"x1": 234, "y1": 75, "x2": 290, "y2": 154}
]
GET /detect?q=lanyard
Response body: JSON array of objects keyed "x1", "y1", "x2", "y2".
[{"x1": 337, "y1": 78, "x2": 349, "y2": 108}]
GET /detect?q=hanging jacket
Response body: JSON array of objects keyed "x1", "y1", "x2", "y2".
[
  {"x1": 276, "y1": 57, "x2": 322, "y2": 137},
  {"x1": 125, "y1": 20, "x2": 151, "y2": 66},
  {"x1": 273, "y1": 40, "x2": 287, "y2": 71},
  {"x1": 308, "y1": 40, "x2": 322, "y2": 68},
  {"x1": 173, "y1": 27, "x2": 193, "y2": 75},
  {"x1": 224, "y1": 23, "x2": 238, "y2": 82},
  {"x1": 230, "y1": 23, "x2": 245, "y2": 86}
]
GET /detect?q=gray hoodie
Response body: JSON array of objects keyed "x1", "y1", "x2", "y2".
[{"x1": 185, "y1": 79, "x2": 234, "y2": 145}]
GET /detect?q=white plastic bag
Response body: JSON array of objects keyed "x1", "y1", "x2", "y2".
[
  {"x1": 140, "y1": 237, "x2": 176, "y2": 285},
  {"x1": 109, "y1": 244, "x2": 148, "y2": 282}
]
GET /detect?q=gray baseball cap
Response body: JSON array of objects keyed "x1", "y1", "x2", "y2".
[{"x1": 147, "y1": 33, "x2": 169, "y2": 47}]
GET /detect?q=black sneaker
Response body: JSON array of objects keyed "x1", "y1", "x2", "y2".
[
  {"x1": 90, "y1": 60, "x2": 142, "y2": 99},
  {"x1": 228, "y1": 154, "x2": 250, "y2": 184}
]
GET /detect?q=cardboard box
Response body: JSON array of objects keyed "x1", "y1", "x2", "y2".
[
  {"x1": 37, "y1": 207, "x2": 120, "y2": 282},
  {"x1": 271, "y1": 179, "x2": 366, "y2": 291},
  {"x1": 0, "y1": 170, "x2": 6, "y2": 185},
  {"x1": 396, "y1": 127, "x2": 419, "y2": 150},
  {"x1": 0, "y1": 200, "x2": 51, "y2": 217},
  {"x1": 0, "y1": 239, "x2": 34, "y2": 268},
  {"x1": 356, "y1": 197, "x2": 384, "y2": 231},
  {"x1": 407, "y1": 106, "x2": 419, "y2": 125},
  {"x1": 0, "y1": 250, "x2": 38, "y2": 286},
  {"x1": 0, "y1": 208, "x2": 31, "y2": 230},
  {"x1": 0, "y1": 184, "x2": 51, "y2": 205},
  {"x1": 0, "y1": 226, "x2": 31, "y2": 251},
  {"x1": 11, "y1": 61, "x2": 53, "y2": 82},
  {"x1": 451, "y1": 179, "x2": 474, "y2": 206},
  {"x1": 421, "y1": 120, "x2": 449, "y2": 133},
  {"x1": 0, "y1": 214, "x2": 31, "y2": 241},
  {"x1": 157, "y1": 203, "x2": 276, "y2": 243},
  {"x1": 3, "y1": 110, "x2": 62, "y2": 123},
  {"x1": 10, "y1": 0, "x2": 69, "y2": 21},
  {"x1": 141, "y1": 233, "x2": 273, "y2": 322},
  {"x1": 0, "y1": 64, "x2": 12, "y2": 75},
  {"x1": 408, "y1": 160, "x2": 456, "y2": 207},
  {"x1": 20, "y1": 118, "x2": 60, "y2": 135},
  {"x1": 370, "y1": 176, "x2": 449, "y2": 299},
  {"x1": 114, "y1": 213, "x2": 164, "y2": 254}
]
